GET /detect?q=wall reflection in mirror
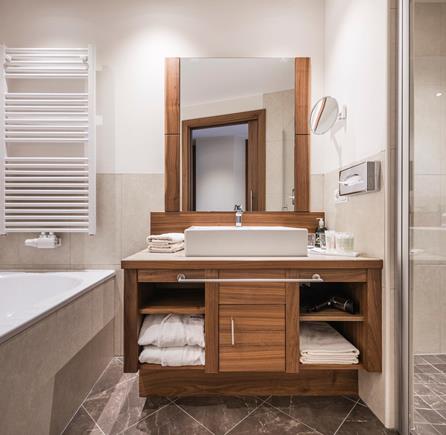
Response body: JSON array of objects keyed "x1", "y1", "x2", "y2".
[{"x1": 181, "y1": 58, "x2": 295, "y2": 211}]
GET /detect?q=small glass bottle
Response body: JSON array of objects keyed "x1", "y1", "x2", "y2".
[{"x1": 315, "y1": 218, "x2": 327, "y2": 248}]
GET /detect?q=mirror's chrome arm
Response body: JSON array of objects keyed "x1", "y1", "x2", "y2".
[{"x1": 177, "y1": 273, "x2": 323, "y2": 283}]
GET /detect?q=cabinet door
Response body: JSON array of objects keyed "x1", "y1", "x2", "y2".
[{"x1": 219, "y1": 305, "x2": 285, "y2": 372}]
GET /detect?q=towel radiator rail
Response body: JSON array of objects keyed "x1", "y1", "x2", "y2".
[{"x1": 0, "y1": 45, "x2": 96, "y2": 234}]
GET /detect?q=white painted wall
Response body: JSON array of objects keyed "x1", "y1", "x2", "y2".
[
  {"x1": 323, "y1": 0, "x2": 393, "y2": 428},
  {"x1": 195, "y1": 136, "x2": 246, "y2": 211},
  {"x1": 0, "y1": 0, "x2": 325, "y2": 174},
  {"x1": 323, "y1": 0, "x2": 389, "y2": 173}
]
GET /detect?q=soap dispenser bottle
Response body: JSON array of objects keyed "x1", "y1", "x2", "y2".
[{"x1": 315, "y1": 218, "x2": 327, "y2": 248}]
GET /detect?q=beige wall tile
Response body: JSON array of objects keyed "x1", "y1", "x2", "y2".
[
  {"x1": 121, "y1": 174, "x2": 163, "y2": 258},
  {"x1": 413, "y1": 265, "x2": 443, "y2": 353},
  {"x1": 414, "y1": 3, "x2": 444, "y2": 57},
  {"x1": 0, "y1": 233, "x2": 24, "y2": 265},
  {"x1": 70, "y1": 174, "x2": 122, "y2": 265}
]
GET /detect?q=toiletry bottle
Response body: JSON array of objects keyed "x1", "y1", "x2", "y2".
[{"x1": 315, "y1": 218, "x2": 327, "y2": 248}]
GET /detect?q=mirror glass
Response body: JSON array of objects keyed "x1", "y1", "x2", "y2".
[
  {"x1": 181, "y1": 58, "x2": 295, "y2": 211},
  {"x1": 309, "y1": 96, "x2": 339, "y2": 135}
]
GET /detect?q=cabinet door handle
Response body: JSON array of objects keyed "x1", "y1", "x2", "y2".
[{"x1": 231, "y1": 317, "x2": 235, "y2": 346}]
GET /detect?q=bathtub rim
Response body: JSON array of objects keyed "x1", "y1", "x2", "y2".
[{"x1": 0, "y1": 269, "x2": 115, "y2": 345}]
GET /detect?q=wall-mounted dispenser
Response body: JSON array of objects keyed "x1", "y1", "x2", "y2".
[{"x1": 338, "y1": 161, "x2": 381, "y2": 196}]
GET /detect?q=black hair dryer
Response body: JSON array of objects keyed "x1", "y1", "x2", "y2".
[{"x1": 307, "y1": 296, "x2": 355, "y2": 314}]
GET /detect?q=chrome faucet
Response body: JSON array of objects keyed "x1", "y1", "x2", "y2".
[{"x1": 234, "y1": 204, "x2": 243, "y2": 227}]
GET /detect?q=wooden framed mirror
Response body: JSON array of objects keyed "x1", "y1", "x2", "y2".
[{"x1": 164, "y1": 57, "x2": 311, "y2": 213}]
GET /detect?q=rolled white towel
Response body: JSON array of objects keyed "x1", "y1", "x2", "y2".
[
  {"x1": 138, "y1": 314, "x2": 205, "y2": 348},
  {"x1": 139, "y1": 345, "x2": 205, "y2": 366}
]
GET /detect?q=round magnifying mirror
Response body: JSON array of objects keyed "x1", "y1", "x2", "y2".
[{"x1": 309, "y1": 96, "x2": 339, "y2": 135}]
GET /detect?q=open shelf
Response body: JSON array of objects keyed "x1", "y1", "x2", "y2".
[
  {"x1": 300, "y1": 363, "x2": 363, "y2": 370},
  {"x1": 139, "y1": 289, "x2": 205, "y2": 315},
  {"x1": 300, "y1": 308, "x2": 364, "y2": 322},
  {"x1": 140, "y1": 363, "x2": 205, "y2": 371}
]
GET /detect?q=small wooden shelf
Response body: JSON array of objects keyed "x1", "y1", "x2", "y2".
[
  {"x1": 140, "y1": 363, "x2": 204, "y2": 371},
  {"x1": 300, "y1": 308, "x2": 364, "y2": 322},
  {"x1": 300, "y1": 363, "x2": 362, "y2": 370},
  {"x1": 139, "y1": 290, "x2": 204, "y2": 315}
]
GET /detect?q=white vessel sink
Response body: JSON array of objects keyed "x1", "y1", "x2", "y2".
[{"x1": 184, "y1": 226, "x2": 308, "y2": 257}]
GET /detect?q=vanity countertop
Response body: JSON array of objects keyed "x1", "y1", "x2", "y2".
[{"x1": 121, "y1": 249, "x2": 383, "y2": 269}]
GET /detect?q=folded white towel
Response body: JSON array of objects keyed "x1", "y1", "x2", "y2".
[
  {"x1": 148, "y1": 243, "x2": 184, "y2": 253},
  {"x1": 139, "y1": 345, "x2": 205, "y2": 366},
  {"x1": 300, "y1": 356, "x2": 358, "y2": 365},
  {"x1": 147, "y1": 233, "x2": 184, "y2": 243},
  {"x1": 138, "y1": 314, "x2": 205, "y2": 348},
  {"x1": 300, "y1": 322, "x2": 359, "y2": 364},
  {"x1": 149, "y1": 240, "x2": 182, "y2": 246}
]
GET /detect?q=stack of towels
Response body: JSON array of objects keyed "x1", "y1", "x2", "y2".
[
  {"x1": 300, "y1": 322, "x2": 359, "y2": 365},
  {"x1": 138, "y1": 313, "x2": 205, "y2": 366},
  {"x1": 146, "y1": 233, "x2": 184, "y2": 253}
]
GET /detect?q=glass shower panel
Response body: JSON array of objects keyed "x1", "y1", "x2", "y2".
[{"x1": 410, "y1": 2, "x2": 446, "y2": 434}]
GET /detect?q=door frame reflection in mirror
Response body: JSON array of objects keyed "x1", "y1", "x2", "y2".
[
  {"x1": 164, "y1": 57, "x2": 311, "y2": 213},
  {"x1": 182, "y1": 110, "x2": 266, "y2": 212}
]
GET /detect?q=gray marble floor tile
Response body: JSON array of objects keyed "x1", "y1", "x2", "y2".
[
  {"x1": 412, "y1": 423, "x2": 442, "y2": 435},
  {"x1": 335, "y1": 403, "x2": 397, "y2": 435},
  {"x1": 342, "y1": 395, "x2": 367, "y2": 407},
  {"x1": 176, "y1": 395, "x2": 263, "y2": 435},
  {"x1": 83, "y1": 377, "x2": 170, "y2": 434},
  {"x1": 227, "y1": 404, "x2": 320, "y2": 434},
  {"x1": 431, "y1": 384, "x2": 446, "y2": 395},
  {"x1": 416, "y1": 384, "x2": 434, "y2": 395},
  {"x1": 62, "y1": 407, "x2": 102, "y2": 434},
  {"x1": 433, "y1": 424, "x2": 446, "y2": 434},
  {"x1": 267, "y1": 395, "x2": 354, "y2": 434},
  {"x1": 89, "y1": 357, "x2": 136, "y2": 396},
  {"x1": 414, "y1": 410, "x2": 429, "y2": 423},
  {"x1": 430, "y1": 375, "x2": 446, "y2": 385},
  {"x1": 417, "y1": 409, "x2": 446, "y2": 424},
  {"x1": 416, "y1": 365, "x2": 442, "y2": 374},
  {"x1": 420, "y1": 396, "x2": 446, "y2": 410},
  {"x1": 422, "y1": 356, "x2": 444, "y2": 364},
  {"x1": 415, "y1": 396, "x2": 432, "y2": 409},
  {"x1": 122, "y1": 404, "x2": 211, "y2": 434},
  {"x1": 438, "y1": 355, "x2": 446, "y2": 364},
  {"x1": 415, "y1": 356, "x2": 428, "y2": 365},
  {"x1": 416, "y1": 375, "x2": 435, "y2": 384},
  {"x1": 434, "y1": 365, "x2": 446, "y2": 374},
  {"x1": 437, "y1": 409, "x2": 446, "y2": 419}
]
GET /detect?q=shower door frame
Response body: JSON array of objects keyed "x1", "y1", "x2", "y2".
[{"x1": 398, "y1": 0, "x2": 412, "y2": 434}]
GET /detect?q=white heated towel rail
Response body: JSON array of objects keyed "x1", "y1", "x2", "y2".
[{"x1": 0, "y1": 46, "x2": 96, "y2": 234}]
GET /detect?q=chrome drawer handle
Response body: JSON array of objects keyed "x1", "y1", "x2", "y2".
[
  {"x1": 231, "y1": 317, "x2": 235, "y2": 346},
  {"x1": 176, "y1": 274, "x2": 323, "y2": 283}
]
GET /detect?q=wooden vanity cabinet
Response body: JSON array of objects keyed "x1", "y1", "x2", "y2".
[{"x1": 122, "y1": 256, "x2": 382, "y2": 397}]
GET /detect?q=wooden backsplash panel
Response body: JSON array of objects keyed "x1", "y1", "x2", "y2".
[{"x1": 150, "y1": 212, "x2": 324, "y2": 235}]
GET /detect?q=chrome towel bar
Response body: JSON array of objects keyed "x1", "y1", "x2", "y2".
[{"x1": 176, "y1": 273, "x2": 323, "y2": 283}]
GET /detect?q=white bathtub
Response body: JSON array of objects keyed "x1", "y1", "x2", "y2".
[{"x1": 0, "y1": 270, "x2": 115, "y2": 345}]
